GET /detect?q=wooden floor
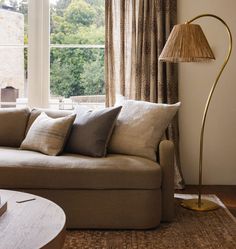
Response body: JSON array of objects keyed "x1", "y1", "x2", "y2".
[{"x1": 175, "y1": 185, "x2": 236, "y2": 217}]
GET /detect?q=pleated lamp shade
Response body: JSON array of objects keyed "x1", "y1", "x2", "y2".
[{"x1": 159, "y1": 24, "x2": 215, "y2": 62}]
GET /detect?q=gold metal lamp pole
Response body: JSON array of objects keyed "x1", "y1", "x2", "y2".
[{"x1": 159, "y1": 14, "x2": 232, "y2": 211}]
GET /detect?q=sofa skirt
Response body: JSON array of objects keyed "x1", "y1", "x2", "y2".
[{"x1": 15, "y1": 188, "x2": 162, "y2": 229}]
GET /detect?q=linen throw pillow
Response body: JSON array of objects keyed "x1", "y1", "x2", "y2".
[
  {"x1": 21, "y1": 112, "x2": 75, "y2": 156},
  {"x1": 109, "y1": 100, "x2": 180, "y2": 161},
  {"x1": 66, "y1": 106, "x2": 122, "y2": 157},
  {"x1": 0, "y1": 107, "x2": 30, "y2": 147}
]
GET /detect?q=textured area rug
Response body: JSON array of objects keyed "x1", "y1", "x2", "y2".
[{"x1": 63, "y1": 194, "x2": 236, "y2": 249}]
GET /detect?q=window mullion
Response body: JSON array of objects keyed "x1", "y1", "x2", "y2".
[{"x1": 28, "y1": 0, "x2": 50, "y2": 108}]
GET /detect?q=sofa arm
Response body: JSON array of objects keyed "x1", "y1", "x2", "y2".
[{"x1": 159, "y1": 140, "x2": 175, "y2": 222}]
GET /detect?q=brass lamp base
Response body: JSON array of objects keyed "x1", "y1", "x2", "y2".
[{"x1": 181, "y1": 198, "x2": 220, "y2": 211}]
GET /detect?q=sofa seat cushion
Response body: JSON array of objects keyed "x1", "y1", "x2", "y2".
[{"x1": 0, "y1": 147, "x2": 161, "y2": 190}]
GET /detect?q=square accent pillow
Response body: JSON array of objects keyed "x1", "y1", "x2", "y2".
[
  {"x1": 21, "y1": 112, "x2": 75, "y2": 156},
  {"x1": 66, "y1": 106, "x2": 122, "y2": 157},
  {"x1": 109, "y1": 100, "x2": 180, "y2": 161}
]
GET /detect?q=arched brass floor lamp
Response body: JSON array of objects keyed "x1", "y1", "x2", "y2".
[{"x1": 159, "y1": 14, "x2": 233, "y2": 211}]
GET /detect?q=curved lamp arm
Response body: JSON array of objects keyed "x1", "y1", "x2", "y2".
[{"x1": 187, "y1": 14, "x2": 233, "y2": 207}]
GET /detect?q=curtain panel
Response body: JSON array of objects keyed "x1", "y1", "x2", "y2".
[{"x1": 105, "y1": 0, "x2": 184, "y2": 189}]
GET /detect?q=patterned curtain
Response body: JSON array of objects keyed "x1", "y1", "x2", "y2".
[{"x1": 105, "y1": 0, "x2": 185, "y2": 189}]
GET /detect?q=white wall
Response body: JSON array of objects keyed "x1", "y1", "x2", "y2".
[{"x1": 178, "y1": 0, "x2": 236, "y2": 184}]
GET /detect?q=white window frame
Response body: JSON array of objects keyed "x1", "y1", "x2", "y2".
[{"x1": 28, "y1": 0, "x2": 50, "y2": 108}]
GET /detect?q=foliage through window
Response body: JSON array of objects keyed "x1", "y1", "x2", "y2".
[{"x1": 50, "y1": 0, "x2": 105, "y2": 103}]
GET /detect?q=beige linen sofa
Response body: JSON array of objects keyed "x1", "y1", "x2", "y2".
[{"x1": 0, "y1": 107, "x2": 175, "y2": 229}]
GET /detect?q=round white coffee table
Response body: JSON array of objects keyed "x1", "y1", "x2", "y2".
[{"x1": 0, "y1": 189, "x2": 66, "y2": 249}]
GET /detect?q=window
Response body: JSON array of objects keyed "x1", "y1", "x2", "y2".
[
  {"x1": 0, "y1": 0, "x2": 105, "y2": 109},
  {"x1": 50, "y1": 0, "x2": 105, "y2": 109},
  {"x1": 0, "y1": 0, "x2": 28, "y2": 107}
]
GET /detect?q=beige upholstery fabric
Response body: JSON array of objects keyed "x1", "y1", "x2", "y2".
[
  {"x1": 109, "y1": 100, "x2": 180, "y2": 161},
  {"x1": 17, "y1": 189, "x2": 162, "y2": 229},
  {"x1": 0, "y1": 139, "x2": 174, "y2": 229},
  {"x1": 159, "y1": 140, "x2": 175, "y2": 222},
  {"x1": 0, "y1": 107, "x2": 30, "y2": 147},
  {"x1": 0, "y1": 147, "x2": 161, "y2": 189},
  {"x1": 21, "y1": 112, "x2": 75, "y2": 156}
]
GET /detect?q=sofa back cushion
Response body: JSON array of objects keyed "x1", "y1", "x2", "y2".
[
  {"x1": 0, "y1": 107, "x2": 30, "y2": 147},
  {"x1": 26, "y1": 108, "x2": 72, "y2": 134}
]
